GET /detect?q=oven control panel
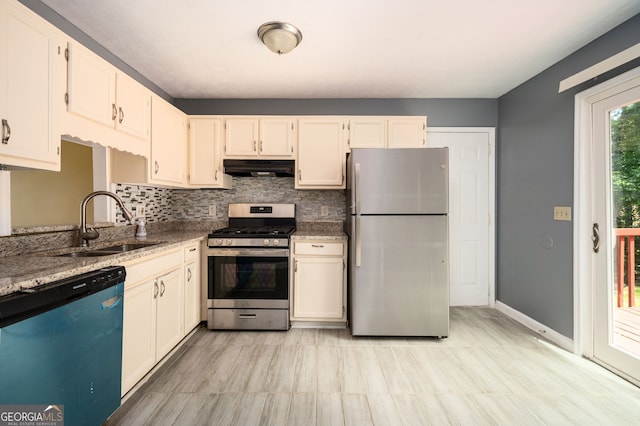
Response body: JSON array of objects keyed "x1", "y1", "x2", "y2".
[{"x1": 208, "y1": 238, "x2": 289, "y2": 248}]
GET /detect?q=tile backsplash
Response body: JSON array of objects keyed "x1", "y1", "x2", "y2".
[{"x1": 115, "y1": 177, "x2": 345, "y2": 223}]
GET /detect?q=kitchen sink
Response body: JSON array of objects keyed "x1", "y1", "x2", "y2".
[
  {"x1": 56, "y1": 241, "x2": 163, "y2": 257},
  {"x1": 58, "y1": 251, "x2": 115, "y2": 257},
  {"x1": 92, "y1": 242, "x2": 161, "y2": 252}
]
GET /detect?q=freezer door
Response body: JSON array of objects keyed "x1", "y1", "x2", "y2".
[
  {"x1": 349, "y1": 148, "x2": 448, "y2": 215},
  {"x1": 349, "y1": 215, "x2": 449, "y2": 336}
]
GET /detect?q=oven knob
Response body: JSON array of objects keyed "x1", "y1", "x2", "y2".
[
  {"x1": 225, "y1": 239, "x2": 233, "y2": 246},
  {"x1": 273, "y1": 239, "x2": 280, "y2": 246},
  {"x1": 215, "y1": 239, "x2": 223, "y2": 246},
  {"x1": 263, "y1": 239, "x2": 270, "y2": 246}
]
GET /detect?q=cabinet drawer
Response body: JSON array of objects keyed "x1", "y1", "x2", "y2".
[
  {"x1": 184, "y1": 244, "x2": 199, "y2": 262},
  {"x1": 295, "y1": 242, "x2": 343, "y2": 256},
  {"x1": 124, "y1": 249, "x2": 182, "y2": 286}
]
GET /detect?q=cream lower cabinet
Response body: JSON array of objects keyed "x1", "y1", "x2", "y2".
[
  {"x1": 183, "y1": 243, "x2": 201, "y2": 332},
  {"x1": 291, "y1": 239, "x2": 347, "y2": 323},
  {"x1": 121, "y1": 249, "x2": 184, "y2": 396}
]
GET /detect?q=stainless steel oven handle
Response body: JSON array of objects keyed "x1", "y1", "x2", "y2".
[{"x1": 207, "y1": 248, "x2": 290, "y2": 257}]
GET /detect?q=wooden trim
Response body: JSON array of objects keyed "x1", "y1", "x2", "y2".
[{"x1": 559, "y1": 43, "x2": 640, "y2": 93}]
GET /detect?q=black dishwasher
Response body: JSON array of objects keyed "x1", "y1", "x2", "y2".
[{"x1": 0, "y1": 266, "x2": 126, "y2": 426}]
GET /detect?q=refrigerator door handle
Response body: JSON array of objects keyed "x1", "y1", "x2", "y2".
[
  {"x1": 355, "y1": 215, "x2": 362, "y2": 267},
  {"x1": 354, "y1": 163, "x2": 361, "y2": 215}
]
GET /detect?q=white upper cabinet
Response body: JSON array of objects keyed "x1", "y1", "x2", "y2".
[
  {"x1": 387, "y1": 116, "x2": 427, "y2": 148},
  {"x1": 296, "y1": 117, "x2": 346, "y2": 189},
  {"x1": 348, "y1": 117, "x2": 386, "y2": 149},
  {"x1": 149, "y1": 95, "x2": 187, "y2": 185},
  {"x1": 0, "y1": 0, "x2": 62, "y2": 171},
  {"x1": 224, "y1": 116, "x2": 294, "y2": 158},
  {"x1": 189, "y1": 117, "x2": 231, "y2": 188},
  {"x1": 64, "y1": 40, "x2": 150, "y2": 156},
  {"x1": 348, "y1": 116, "x2": 427, "y2": 149},
  {"x1": 259, "y1": 117, "x2": 295, "y2": 157},
  {"x1": 115, "y1": 72, "x2": 151, "y2": 141}
]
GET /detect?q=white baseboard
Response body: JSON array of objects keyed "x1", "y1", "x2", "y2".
[{"x1": 495, "y1": 301, "x2": 574, "y2": 352}]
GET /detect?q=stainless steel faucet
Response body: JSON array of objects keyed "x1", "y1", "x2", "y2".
[{"x1": 79, "y1": 191, "x2": 134, "y2": 247}]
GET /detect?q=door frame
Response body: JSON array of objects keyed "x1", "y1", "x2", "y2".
[
  {"x1": 574, "y1": 66, "x2": 640, "y2": 379},
  {"x1": 427, "y1": 127, "x2": 496, "y2": 307}
]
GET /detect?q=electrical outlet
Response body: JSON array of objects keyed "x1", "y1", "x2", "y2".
[
  {"x1": 553, "y1": 206, "x2": 571, "y2": 221},
  {"x1": 135, "y1": 203, "x2": 146, "y2": 218},
  {"x1": 209, "y1": 205, "x2": 217, "y2": 216},
  {"x1": 321, "y1": 205, "x2": 329, "y2": 217}
]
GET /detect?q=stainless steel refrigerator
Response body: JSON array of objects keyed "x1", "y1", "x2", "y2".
[{"x1": 346, "y1": 148, "x2": 449, "y2": 337}]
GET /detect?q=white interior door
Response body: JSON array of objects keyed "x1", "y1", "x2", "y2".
[
  {"x1": 591, "y1": 80, "x2": 640, "y2": 383},
  {"x1": 427, "y1": 128, "x2": 494, "y2": 306}
]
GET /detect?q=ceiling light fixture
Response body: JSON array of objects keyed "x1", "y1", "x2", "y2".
[{"x1": 257, "y1": 21, "x2": 303, "y2": 55}]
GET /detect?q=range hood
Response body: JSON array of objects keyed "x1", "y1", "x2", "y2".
[{"x1": 223, "y1": 159, "x2": 296, "y2": 177}]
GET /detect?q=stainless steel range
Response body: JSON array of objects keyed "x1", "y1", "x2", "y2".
[{"x1": 206, "y1": 203, "x2": 295, "y2": 330}]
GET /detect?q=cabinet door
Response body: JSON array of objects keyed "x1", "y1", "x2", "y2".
[
  {"x1": 224, "y1": 117, "x2": 258, "y2": 157},
  {"x1": 66, "y1": 41, "x2": 116, "y2": 129},
  {"x1": 0, "y1": 0, "x2": 60, "y2": 170},
  {"x1": 189, "y1": 117, "x2": 226, "y2": 186},
  {"x1": 348, "y1": 118, "x2": 386, "y2": 149},
  {"x1": 184, "y1": 260, "x2": 200, "y2": 332},
  {"x1": 122, "y1": 278, "x2": 157, "y2": 396},
  {"x1": 259, "y1": 117, "x2": 294, "y2": 157},
  {"x1": 293, "y1": 257, "x2": 344, "y2": 319},
  {"x1": 387, "y1": 117, "x2": 427, "y2": 148},
  {"x1": 296, "y1": 118, "x2": 345, "y2": 188},
  {"x1": 150, "y1": 95, "x2": 186, "y2": 185},
  {"x1": 115, "y1": 72, "x2": 150, "y2": 142},
  {"x1": 155, "y1": 268, "x2": 183, "y2": 360}
]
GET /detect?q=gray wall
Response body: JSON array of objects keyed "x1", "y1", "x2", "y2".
[
  {"x1": 497, "y1": 13, "x2": 640, "y2": 338},
  {"x1": 175, "y1": 98, "x2": 498, "y2": 127}
]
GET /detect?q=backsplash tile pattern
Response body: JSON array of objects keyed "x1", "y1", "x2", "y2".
[
  {"x1": 114, "y1": 177, "x2": 345, "y2": 223},
  {"x1": 114, "y1": 184, "x2": 173, "y2": 223}
]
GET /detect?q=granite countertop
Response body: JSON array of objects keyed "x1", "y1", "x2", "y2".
[
  {"x1": 0, "y1": 230, "x2": 207, "y2": 297},
  {"x1": 293, "y1": 221, "x2": 347, "y2": 240},
  {"x1": 292, "y1": 230, "x2": 347, "y2": 240}
]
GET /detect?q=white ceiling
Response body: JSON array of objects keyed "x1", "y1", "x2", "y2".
[{"x1": 41, "y1": 0, "x2": 640, "y2": 99}]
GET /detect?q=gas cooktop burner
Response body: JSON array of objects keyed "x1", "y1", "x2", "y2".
[{"x1": 210, "y1": 226, "x2": 295, "y2": 237}]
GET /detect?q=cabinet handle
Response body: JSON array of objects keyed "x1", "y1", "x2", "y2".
[
  {"x1": 189, "y1": 247, "x2": 197, "y2": 252},
  {"x1": 118, "y1": 107, "x2": 124, "y2": 124},
  {"x1": 154, "y1": 161, "x2": 159, "y2": 175},
  {"x1": 259, "y1": 140, "x2": 263, "y2": 152},
  {"x1": 187, "y1": 268, "x2": 192, "y2": 282},
  {"x1": 112, "y1": 103, "x2": 117, "y2": 121},
  {"x1": 215, "y1": 169, "x2": 218, "y2": 181},
  {"x1": 294, "y1": 259, "x2": 298, "y2": 272},
  {"x1": 153, "y1": 281, "x2": 159, "y2": 298},
  {"x1": 160, "y1": 280, "x2": 166, "y2": 297},
  {"x1": 253, "y1": 140, "x2": 257, "y2": 151},
  {"x1": 1, "y1": 119, "x2": 10, "y2": 144}
]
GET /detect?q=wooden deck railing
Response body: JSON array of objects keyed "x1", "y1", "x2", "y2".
[{"x1": 615, "y1": 228, "x2": 639, "y2": 308}]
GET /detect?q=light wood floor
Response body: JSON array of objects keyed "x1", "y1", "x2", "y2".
[{"x1": 107, "y1": 307, "x2": 640, "y2": 425}]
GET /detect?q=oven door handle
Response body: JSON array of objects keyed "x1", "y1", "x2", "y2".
[{"x1": 207, "y1": 248, "x2": 290, "y2": 257}]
